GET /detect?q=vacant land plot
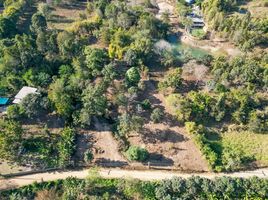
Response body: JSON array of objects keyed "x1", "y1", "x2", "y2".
[
  {"x1": 222, "y1": 131, "x2": 268, "y2": 167},
  {"x1": 128, "y1": 80, "x2": 209, "y2": 171}
]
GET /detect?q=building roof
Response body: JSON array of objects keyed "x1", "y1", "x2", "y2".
[
  {"x1": 12, "y1": 86, "x2": 38, "y2": 104},
  {"x1": 0, "y1": 97, "x2": 9, "y2": 105}
]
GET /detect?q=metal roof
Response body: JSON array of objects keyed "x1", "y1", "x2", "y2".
[
  {"x1": 0, "y1": 97, "x2": 9, "y2": 105},
  {"x1": 12, "y1": 86, "x2": 38, "y2": 104}
]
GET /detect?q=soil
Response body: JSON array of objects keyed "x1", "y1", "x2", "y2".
[{"x1": 128, "y1": 80, "x2": 209, "y2": 172}]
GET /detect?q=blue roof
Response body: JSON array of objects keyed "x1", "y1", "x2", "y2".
[{"x1": 0, "y1": 97, "x2": 9, "y2": 105}]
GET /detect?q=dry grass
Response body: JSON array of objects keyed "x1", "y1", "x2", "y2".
[
  {"x1": 222, "y1": 131, "x2": 268, "y2": 166},
  {"x1": 47, "y1": 2, "x2": 87, "y2": 30},
  {"x1": 240, "y1": 0, "x2": 268, "y2": 18}
]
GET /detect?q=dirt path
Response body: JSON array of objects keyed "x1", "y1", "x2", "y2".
[{"x1": 1, "y1": 167, "x2": 268, "y2": 191}]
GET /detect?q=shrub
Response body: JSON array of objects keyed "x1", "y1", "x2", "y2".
[
  {"x1": 150, "y1": 108, "x2": 164, "y2": 123},
  {"x1": 84, "y1": 149, "x2": 94, "y2": 164},
  {"x1": 126, "y1": 146, "x2": 149, "y2": 162},
  {"x1": 141, "y1": 99, "x2": 151, "y2": 110}
]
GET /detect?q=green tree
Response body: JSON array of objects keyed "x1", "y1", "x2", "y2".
[
  {"x1": 84, "y1": 47, "x2": 109, "y2": 76},
  {"x1": 150, "y1": 108, "x2": 164, "y2": 123},
  {"x1": 125, "y1": 67, "x2": 140, "y2": 86},
  {"x1": 30, "y1": 12, "x2": 47, "y2": 33},
  {"x1": 158, "y1": 68, "x2": 183, "y2": 90},
  {"x1": 0, "y1": 120, "x2": 24, "y2": 160},
  {"x1": 126, "y1": 146, "x2": 149, "y2": 162}
]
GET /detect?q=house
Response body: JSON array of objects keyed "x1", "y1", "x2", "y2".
[{"x1": 12, "y1": 86, "x2": 38, "y2": 104}]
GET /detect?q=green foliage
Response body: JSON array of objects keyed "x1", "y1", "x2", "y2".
[
  {"x1": 48, "y1": 79, "x2": 74, "y2": 119},
  {"x1": 190, "y1": 28, "x2": 206, "y2": 39},
  {"x1": 185, "y1": 122, "x2": 220, "y2": 170},
  {"x1": 84, "y1": 149, "x2": 93, "y2": 163},
  {"x1": 79, "y1": 82, "x2": 107, "y2": 127},
  {"x1": 0, "y1": 17, "x2": 16, "y2": 38},
  {"x1": 150, "y1": 108, "x2": 164, "y2": 123},
  {"x1": 20, "y1": 93, "x2": 49, "y2": 118},
  {"x1": 117, "y1": 113, "x2": 144, "y2": 137},
  {"x1": 84, "y1": 47, "x2": 109, "y2": 76},
  {"x1": 158, "y1": 68, "x2": 182, "y2": 90},
  {"x1": 3, "y1": 176, "x2": 268, "y2": 200},
  {"x1": 125, "y1": 67, "x2": 141, "y2": 86},
  {"x1": 248, "y1": 108, "x2": 268, "y2": 133},
  {"x1": 126, "y1": 145, "x2": 149, "y2": 161},
  {"x1": 57, "y1": 127, "x2": 76, "y2": 167},
  {"x1": 0, "y1": 120, "x2": 24, "y2": 160},
  {"x1": 6, "y1": 104, "x2": 25, "y2": 120},
  {"x1": 30, "y1": 12, "x2": 47, "y2": 33},
  {"x1": 202, "y1": 0, "x2": 268, "y2": 50},
  {"x1": 141, "y1": 99, "x2": 151, "y2": 110}
]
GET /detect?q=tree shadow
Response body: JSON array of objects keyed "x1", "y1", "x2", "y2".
[
  {"x1": 147, "y1": 153, "x2": 174, "y2": 166},
  {"x1": 141, "y1": 127, "x2": 188, "y2": 144},
  {"x1": 94, "y1": 158, "x2": 128, "y2": 167}
]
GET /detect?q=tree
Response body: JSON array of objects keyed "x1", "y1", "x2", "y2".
[
  {"x1": 117, "y1": 113, "x2": 144, "y2": 137},
  {"x1": 125, "y1": 67, "x2": 140, "y2": 86},
  {"x1": 48, "y1": 79, "x2": 74, "y2": 119},
  {"x1": 38, "y1": 3, "x2": 51, "y2": 19},
  {"x1": 0, "y1": 17, "x2": 16, "y2": 38},
  {"x1": 21, "y1": 93, "x2": 48, "y2": 118},
  {"x1": 79, "y1": 83, "x2": 107, "y2": 127},
  {"x1": 6, "y1": 104, "x2": 24, "y2": 120},
  {"x1": 84, "y1": 47, "x2": 109, "y2": 76},
  {"x1": 158, "y1": 68, "x2": 183, "y2": 90},
  {"x1": 150, "y1": 108, "x2": 164, "y2": 123},
  {"x1": 30, "y1": 12, "x2": 47, "y2": 33},
  {"x1": 126, "y1": 146, "x2": 149, "y2": 161},
  {"x1": 248, "y1": 108, "x2": 268, "y2": 133},
  {"x1": 0, "y1": 120, "x2": 24, "y2": 160}
]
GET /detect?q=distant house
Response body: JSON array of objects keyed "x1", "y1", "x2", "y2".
[
  {"x1": 0, "y1": 97, "x2": 9, "y2": 106},
  {"x1": 185, "y1": 0, "x2": 194, "y2": 4},
  {"x1": 191, "y1": 16, "x2": 204, "y2": 27},
  {"x1": 12, "y1": 86, "x2": 38, "y2": 104},
  {"x1": 0, "y1": 97, "x2": 9, "y2": 114}
]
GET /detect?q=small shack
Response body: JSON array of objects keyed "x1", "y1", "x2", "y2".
[
  {"x1": 12, "y1": 86, "x2": 38, "y2": 104},
  {"x1": 0, "y1": 97, "x2": 9, "y2": 114}
]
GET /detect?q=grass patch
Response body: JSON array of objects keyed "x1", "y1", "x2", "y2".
[
  {"x1": 190, "y1": 28, "x2": 206, "y2": 39},
  {"x1": 222, "y1": 131, "x2": 268, "y2": 166}
]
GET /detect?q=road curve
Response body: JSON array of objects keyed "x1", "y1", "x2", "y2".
[{"x1": 1, "y1": 167, "x2": 268, "y2": 191}]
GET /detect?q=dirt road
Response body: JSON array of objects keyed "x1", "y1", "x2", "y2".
[{"x1": 1, "y1": 167, "x2": 268, "y2": 191}]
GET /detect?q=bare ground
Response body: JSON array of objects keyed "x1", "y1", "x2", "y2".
[{"x1": 128, "y1": 80, "x2": 209, "y2": 172}]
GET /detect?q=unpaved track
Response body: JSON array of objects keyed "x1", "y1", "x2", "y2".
[{"x1": 1, "y1": 167, "x2": 268, "y2": 191}]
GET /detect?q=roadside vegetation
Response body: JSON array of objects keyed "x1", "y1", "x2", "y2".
[{"x1": 1, "y1": 172, "x2": 268, "y2": 199}]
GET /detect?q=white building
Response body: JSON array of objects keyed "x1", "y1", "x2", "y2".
[{"x1": 13, "y1": 86, "x2": 38, "y2": 104}]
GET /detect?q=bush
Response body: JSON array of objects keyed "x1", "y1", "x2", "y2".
[
  {"x1": 190, "y1": 28, "x2": 206, "y2": 39},
  {"x1": 6, "y1": 104, "x2": 24, "y2": 120},
  {"x1": 84, "y1": 149, "x2": 94, "y2": 164},
  {"x1": 141, "y1": 99, "x2": 151, "y2": 110},
  {"x1": 126, "y1": 146, "x2": 149, "y2": 162},
  {"x1": 150, "y1": 108, "x2": 164, "y2": 123}
]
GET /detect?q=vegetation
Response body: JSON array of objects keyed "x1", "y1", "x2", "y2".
[
  {"x1": 1, "y1": 175, "x2": 268, "y2": 199},
  {"x1": 126, "y1": 146, "x2": 149, "y2": 162}
]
